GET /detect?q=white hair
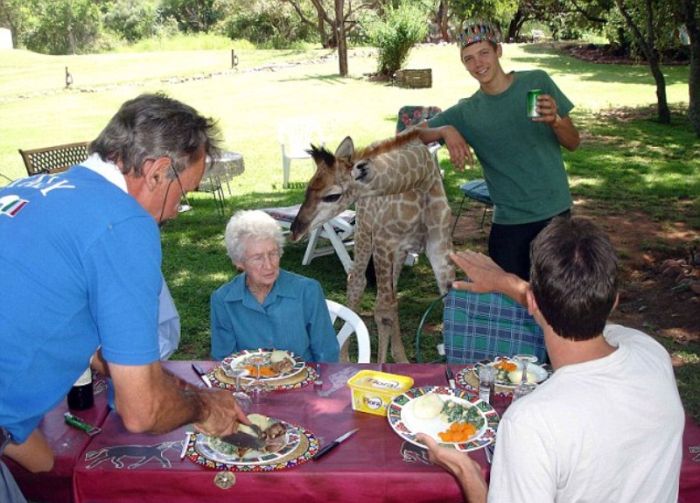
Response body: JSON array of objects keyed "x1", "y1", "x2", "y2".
[{"x1": 224, "y1": 210, "x2": 285, "y2": 263}]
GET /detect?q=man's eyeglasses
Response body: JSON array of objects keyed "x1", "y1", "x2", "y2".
[
  {"x1": 244, "y1": 249, "x2": 281, "y2": 267},
  {"x1": 158, "y1": 165, "x2": 191, "y2": 225}
]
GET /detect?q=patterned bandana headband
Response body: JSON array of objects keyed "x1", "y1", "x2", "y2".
[{"x1": 458, "y1": 20, "x2": 502, "y2": 48}]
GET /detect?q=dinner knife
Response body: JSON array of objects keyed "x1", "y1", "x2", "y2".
[
  {"x1": 445, "y1": 366, "x2": 456, "y2": 388},
  {"x1": 313, "y1": 428, "x2": 359, "y2": 460},
  {"x1": 191, "y1": 363, "x2": 213, "y2": 388}
]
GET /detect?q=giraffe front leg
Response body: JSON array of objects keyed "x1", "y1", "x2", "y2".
[
  {"x1": 346, "y1": 231, "x2": 372, "y2": 312},
  {"x1": 374, "y1": 254, "x2": 407, "y2": 364}
]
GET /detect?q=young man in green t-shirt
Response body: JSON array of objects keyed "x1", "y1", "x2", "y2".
[{"x1": 412, "y1": 20, "x2": 581, "y2": 279}]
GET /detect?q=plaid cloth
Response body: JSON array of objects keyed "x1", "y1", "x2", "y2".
[{"x1": 443, "y1": 289, "x2": 546, "y2": 364}]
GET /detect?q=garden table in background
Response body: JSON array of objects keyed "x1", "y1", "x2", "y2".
[
  {"x1": 197, "y1": 151, "x2": 245, "y2": 215},
  {"x1": 5, "y1": 376, "x2": 110, "y2": 503}
]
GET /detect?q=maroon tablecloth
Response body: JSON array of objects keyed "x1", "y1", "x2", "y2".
[
  {"x1": 5, "y1": 376, "x2": 110, "y2": 503},
  {"x1": 9, "y1": 362, "x2": 700, "y2": 503},
  {"x1": 72, "y1": 362, "x2": 478, "y2": 503}
]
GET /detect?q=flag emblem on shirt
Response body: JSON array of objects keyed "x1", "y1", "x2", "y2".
[{"x1": 0, "y1": 195, "x2": 29, "y2": 217}]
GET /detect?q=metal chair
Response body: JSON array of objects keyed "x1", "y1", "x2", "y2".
[
  {"x1": 18, "y1": 141, "x2": 89, "y2": 176},
  {"x1": 326, "y1": 299, "x2": 371, "y2": 363},
  {"x1": 451, "y1": 179, "x2": 493, "y2": 234},
  {"x1": 278, "y1": 117, "x2": 324, "y2": 188}
]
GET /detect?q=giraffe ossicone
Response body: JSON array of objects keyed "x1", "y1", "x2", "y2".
[{"x1": 290, "y1": 130, "x2": 455, "y2": 363}]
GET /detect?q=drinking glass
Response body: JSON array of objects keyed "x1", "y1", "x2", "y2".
[
  {"x1": 225, "y1": 366, "x2": 252, "y2": 413},
  {"x1": 512, "y1": 382, "x2": 537, "y2": 402},
  {"x1": 513, "y1": 354, "x2": 538, "y2": 385},
  {"x1": 477, "y1": 365, "x2": 496, "y2": 404},
  {"x1": 512, "y1": 354, "x2": 538, "y2": 402},
  {"x1": 246, "y1": 354, "x2": 268, "y2": 404}
]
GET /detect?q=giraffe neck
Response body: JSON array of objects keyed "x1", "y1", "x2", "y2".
[{"x1": 351, "y1": 131, "x2": 440, "y2": 197}]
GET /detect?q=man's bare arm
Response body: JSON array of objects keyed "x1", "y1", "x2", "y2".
[
  {"x1": 400, "y1": 123, "x2": 474, "y2": 169},
  {"x1": 110, "y1": 361, "x2": 248, "y2": 436},
  {"x1": 531, "y1": 94, "x2": 580, "y2": 151},
  {"x1": 4, "y1": 429, "x2": 54, "y2": 473}
]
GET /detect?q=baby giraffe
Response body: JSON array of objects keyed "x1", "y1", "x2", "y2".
[{"x1": 290, "y1": 130, "x2": 454, "y2": 363}]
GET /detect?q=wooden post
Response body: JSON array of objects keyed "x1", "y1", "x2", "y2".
[{"x1": 231, "y1": 49, "x2": 239, "y2": 69}]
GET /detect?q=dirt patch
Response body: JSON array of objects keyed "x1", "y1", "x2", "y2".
[{"x1": 451, "y1": 202, "x2": 700, "y2": 347}]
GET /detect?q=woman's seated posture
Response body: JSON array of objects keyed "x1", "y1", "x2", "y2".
[{"x1": 210, "y1": 210, "x2": 339, "y2": 362}]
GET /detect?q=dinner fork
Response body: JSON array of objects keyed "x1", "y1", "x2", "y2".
[{"x1": 484, "y1": 443, "x2": 494, "y2": 465}]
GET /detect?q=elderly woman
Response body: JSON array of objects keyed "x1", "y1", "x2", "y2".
[{"x1": 210, "y1": 210, "x2": 339, "y2": 362}]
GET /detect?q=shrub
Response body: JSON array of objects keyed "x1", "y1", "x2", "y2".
[
  {"x1": 364, "y1": 3, "x2": 428, "y2": 78},
  {"x1": 103, "y1": 0, "x2": 159, "y2": 43},
  {"x1": 217, "y1": 3, "x2": 315, "y2": 49}
]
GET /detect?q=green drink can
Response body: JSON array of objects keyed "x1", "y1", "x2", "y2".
[{"x1": 527, "y1": 89, "x2": 542, "y2": 118}]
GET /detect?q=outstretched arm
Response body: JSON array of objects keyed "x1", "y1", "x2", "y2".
[
  {"x1": 110, "y1": 360, "x2": 250, "y2": 436},
  {"x1": 399, "y1": 124, "x2": 474, "y2": 169},
  {"x1": 532, "y1": 94, "x2": 580, "y2": 151},
  {"x1": 416, "y1": 433, "x2": 487, "y2": 503},
  {"x1": 450, "y1": 251, "x2": 529, "y2": 307}
]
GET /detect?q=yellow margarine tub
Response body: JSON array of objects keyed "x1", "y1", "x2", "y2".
[{"x1": 347, "y1": 370, "x2": 414, "y2": 416}]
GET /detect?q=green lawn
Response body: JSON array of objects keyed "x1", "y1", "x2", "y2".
[{"x1": 1, "y1": 41, "x2": 698, "y2": 417}]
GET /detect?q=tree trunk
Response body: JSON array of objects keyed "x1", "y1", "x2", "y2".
[
  {"x1": 437, "y1": 0, "x2": 450, "y2": 42},
  {"x1": 679, "y1": 0, "x2": 700, "y2": 136},
  {"x1": 615, "y1": 0, "x2": 670, "y2": 123},
  {"x1": 650, "y1": 60, "x2": 670, "y2": 123},
  {"x1": 336, "y1": 0, "x2": 348, "y2": 76},
  {"x1": 507, "y1": 8, "x2": 527, "y2": 42}
]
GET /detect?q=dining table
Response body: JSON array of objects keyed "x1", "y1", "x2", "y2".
[
  {"x1": 71, "y1": 361, "x2": 490, "y2": 502},
  {"x1": 5, "y1": 361, "x2": 700, "y2": 502},
  {"x1": 5, "y1": 375, "x2": 111, "y2": 503}
]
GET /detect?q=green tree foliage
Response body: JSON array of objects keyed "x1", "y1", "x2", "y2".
[
  {"x1": 218, "y1": 0, "x2": 315, "y2": 48},
  {"x1": 102, "y1": 0, "x2": 160, "y2": 42},
  {"x1": 21, "y1": 0, "x2": 102, "y2": 54},
  {"x1": 365, "y1": 2, "x2": 429, "y2": 77},
  {"x1": 159, "y1": 0, "x2": 224, "y2": 32}
]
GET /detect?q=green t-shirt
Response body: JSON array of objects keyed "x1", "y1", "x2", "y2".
[{"x1": 428, "y1": 70, "x2": 574, "y2": 224}]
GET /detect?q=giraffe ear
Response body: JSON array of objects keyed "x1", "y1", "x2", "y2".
[{"x1": 335, "y1": 136, "x2": 354, "y2": 161}]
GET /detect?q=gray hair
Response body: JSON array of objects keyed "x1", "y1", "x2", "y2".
[
  {"x1": 225, "y1": 210, "x2": 285, "y2": 263},
  {"x1": 89, "y1": 92, "x2": 221, "y2": 178}
]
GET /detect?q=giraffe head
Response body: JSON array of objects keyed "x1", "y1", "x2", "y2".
[{"x1": 289, "y1": 137, "x2": 358, "y2": 241}]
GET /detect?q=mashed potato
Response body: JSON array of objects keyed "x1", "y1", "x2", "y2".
[
  {"x1": 412, "y1": 393, "x2": 444, "y2": 419},
  {"x1": 508, "y1": 370, "x2": 539, "y2": 384},
  {"x1": 270, "y1": 350, "x2": 290, "y2": 363}
]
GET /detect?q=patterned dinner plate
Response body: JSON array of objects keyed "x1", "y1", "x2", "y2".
[
  {"x1": 187, "y1": 418, "x2": 319, "y2": 471},
  {"x1": 223, "y1": 349, "x2": 306, "y2": 383},
  {"x1": 387, "y1": 386, "x2": 499, "y2": 452},
  {"x1": 457, "y1": 357, "x2": 550, "y2": 391}
]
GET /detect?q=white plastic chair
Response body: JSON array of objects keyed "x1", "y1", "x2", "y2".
[
  {"x1": 277, "y1": 117, "x2": 324, "y2": 188},
  {"x1": 261, "y1": 205, "x2": 355, "y2": 274},
  {"x1": 326, "y1": 299, "x2": 371, "y2": 363}
]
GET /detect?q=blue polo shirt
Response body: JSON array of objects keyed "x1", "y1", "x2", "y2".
[
  {"x1": 210, "y1": 269, "x2": 339, "y2": 362},
  {"x1": 0, "y1": 167, "x2": 161, "y2": 442}
]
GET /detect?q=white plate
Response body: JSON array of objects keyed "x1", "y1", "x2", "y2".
[
  {"x1": 387, "y1": 386, "x2": 499, "y2": 452},
  {"x1": 223, "y1": 349, "x2": 305, "y2": 383},
  {"x1": 477, "y1": 358, "x2": 549, "y2": 389},
  {"x1": 195, "y1": 418, "x2": 300, "y2": 466}
]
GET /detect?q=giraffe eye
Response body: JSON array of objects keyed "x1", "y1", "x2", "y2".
[{"x1": 322, "y1": 194, "x2": 341, "y2": 203}]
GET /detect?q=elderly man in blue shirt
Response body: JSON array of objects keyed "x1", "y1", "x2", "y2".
[{"x1": 210, "y1": 210, "x2": 339, "y2": 362}]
